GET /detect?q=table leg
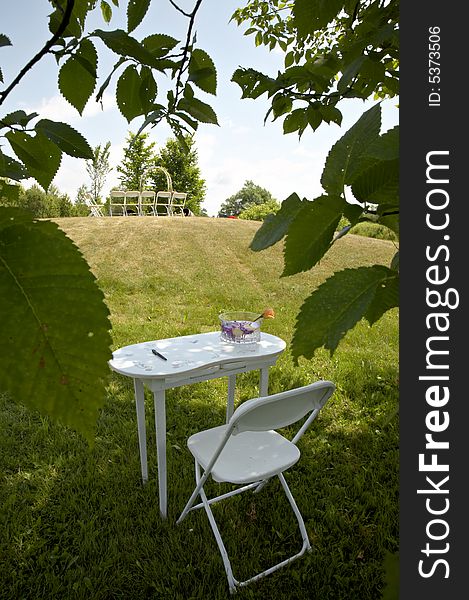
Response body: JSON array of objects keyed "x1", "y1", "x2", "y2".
[
  {"x1": 254, "y1": 367, "x2": 272, "y2": 495},
  {"x1": 133, "y1": 379, "x2": 148, "y2": 484},
  {"x1": 259, "y1": 367, "x2": 269, "y2": 397},
  {"x1": 153, "y1": 389, "x2": 168, "y2": 519},
  {"x1": 226, "y1": 374, "x2": 236, "y2": 422}
]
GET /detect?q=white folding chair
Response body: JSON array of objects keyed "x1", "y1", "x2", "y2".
[
  {"x1": 177, "y1": 380, "x2": 335, "y2": 594},
  {"x1": 139, "y1": 190, "x2": 156, "y2": 216},
  {"x1": 154, "y1": 191, "x2": 172, "y2": 216},
  {"x1": 170, "y1": 191, "x2": 187, "y2": 216},
  {"x1": 109, "y1": 190, "x2": 126, "y2": 216},
  {"x1": 84, "y1": 194, "x2": 105, "y2": 217},
  {"x1": 124, "y1": 191, "x2": 140, "y2": 216}
]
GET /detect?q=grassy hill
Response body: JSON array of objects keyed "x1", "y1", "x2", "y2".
[{"x1": 1, "y1": 216, "x2": 398, "y2": 599}]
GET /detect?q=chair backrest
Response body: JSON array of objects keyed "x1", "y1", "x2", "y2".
[
  {"x1": 140, "y1": 191, "x2": 155, "y2": 200},
  {"x1": 110, "y1": 190, "x2": 126, "y2": 199},
  {"x1": 230, "y1": 381, "x2": 335, "y2": 436},
  {"x1": 171, "y1": 191, "x2": 186, "y2": 204},
  {"x1": 156, "y1": 191, "x2": 171, "y2": 202}
]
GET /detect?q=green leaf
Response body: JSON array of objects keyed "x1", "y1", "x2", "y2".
[
  {"x1": 0, "y1": 34, "x2": 12, "y2": 47},
  {"x1": 48, "y1": 8, "x2": 81, "y2": 38},
  {"x1": 177, "y1": 97, "x2": 219, "y2": 125},
  {"x1": 142, "y1": 33, "x2": 178, "y2": 57},
  {"x1": 250, "y1": 193, "x2": 305, "y2": 251},
  {"x1": 351, "y1": 158, "x2": 399, "y2": 206},
  {"x1": 175, "y1": 111, "x2": 198, "y2": 132},
  {"x1": 96, "y1": 57, "x2": 126, "y2": 103},
  {"x1": 343, "y1": 202, "x2": 363, "y2": 226},
  {"x1": 293, "y1": 0, "x2": 345, "y2": 37},
  {"x1": 337, "y1": 55, "x2": 365, "y2": 94},
  {"x1": 101, "y1": 0, "x2": 112, "y2": 23},
  {"x1": 283, "y1": 109, "x2": 307, "y2": 134},
  {"x1": 127, "y1": 0, "x2": 151, "y2": 33},
  {"x1": 231, "y1": 67, "x2": 275, "y2": 100},
  {"x1": 58, "y1": 38, "x2": 98, "y2": 114},
  {"x1": 0, "y1": 110, "x2": 39, "y2": 128},
  {"x1": 0, "y1": 208, "x2": 112, "y2": 442},
  {"x1": 365, "y1": 270, "x2": 399, "y2": 326},
  {"x1": 139, "y1": 66, "x2": 157, "y2": 114},
  {"x1": 93, "y1": 29, "x2": 160, "y2": 69},
  {"x1": 188, "y1": 49, "x2": 217, "y2": 95},
  {"x1": 272, "y1": 94, "x2": 292, "y2": 119},
  {"x1": 283, "y1": 195, "x2": 345, "y2": 276},
  {"x1": 48, "y1": 0, "x2": 90, "y2": 38},
  {"x1": 6, "y1": 131, "x2": 61, "y2": 190},
  {"x1": 319, "y1": 104, "x2": 342, "y2": 126},
  {"x1": 0, "y1": 151, "x2": 29, "y2": 181},
  {"x1": 0, "y1": 180, "x2": 20, "y2": 205},
  {"x1": 35, "y1": 119, "x2": 93, "y2": 159},
  {"x1": 134, "y1": 107, "x2": 165, "y2": 137},
  {"x1": 291, "y1": 265, "x2": 395, "y2": 359},
  {"x1": 116, "y1": 65, "x2": 144, "y2": 122},
  {"x1": 306, "y1": 105, "x2": 323, "y2": 131},
  {"x1": 321, "y1": 104, "x2": 381, "y2": 195},
  {"x1": 367, "y1": 125, "x2": 399, "y2": 161},
  {"x1": 377, "y1": 213, "x2": 399, "y2": 238}
]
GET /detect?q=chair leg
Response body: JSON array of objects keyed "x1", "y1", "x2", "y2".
[
  {"x1": 277, "y1": 473, "x2": 311, "y2": 552},
  {"x1": 179, "y1": 466, "x2": 311, "y2": 594},
  {"x1": 198, "y1": 475, "x2": 238, "y2": 592}
]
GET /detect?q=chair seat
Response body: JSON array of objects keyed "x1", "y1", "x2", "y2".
[{"x1": 188, "y1": 425, "x2": 300, "y2": 484}]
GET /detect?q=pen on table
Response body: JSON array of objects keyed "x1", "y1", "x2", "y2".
[{"x1": 152, "y1": 349, "x2": 168, "y2": 361}]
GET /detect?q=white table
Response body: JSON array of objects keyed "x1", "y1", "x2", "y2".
[{"x1": 108, "y1": 331, "x2": 286, "y2": 518}]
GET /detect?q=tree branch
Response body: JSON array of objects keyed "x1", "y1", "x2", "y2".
[
  {"x1": 168, "y1": 0, "x2": 191, "y2": 18},
  {"x1": 173, "y1": 0, "x2": 204, "y2": 104},
  {"x1": 1, "y1": 0, "x2": 75, "y2": 108}
]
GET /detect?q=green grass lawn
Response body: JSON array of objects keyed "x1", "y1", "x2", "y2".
[{"x1": 0, "y1": 216, "x2": 398, "y2": 599}]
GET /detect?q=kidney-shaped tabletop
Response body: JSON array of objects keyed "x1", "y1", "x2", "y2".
[{"x1": 109, "y1": 331, "x2": 286, "y2": 382}]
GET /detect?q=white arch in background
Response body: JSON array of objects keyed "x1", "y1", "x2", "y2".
[{"x1": 140, "y1": 166, "x2": 173, "y2": 193}]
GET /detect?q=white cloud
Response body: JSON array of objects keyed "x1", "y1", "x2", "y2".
[
  {"x1": 200, "y1": 151, "x2": 324, "y2": 216},
  {"x1": 23, "y1": 92, "x2": 115, "y2": 123}
]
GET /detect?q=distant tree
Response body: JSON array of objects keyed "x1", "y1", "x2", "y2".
[
  {"x1": 218, "y1": 180, "x2": 276, "y2": 217},
  {"x1": 86, "y1": 142, "x2": 112, "y2": 203},
  {"x1": 151, "y1": 136, "x2": 206, "y2": 214},
  {"x1": 117, "y1": 132, "x2": 156, "y2": 190},
  {"x1": 239, "y1": 198, "x2": 281, "y2": 221},
  {"x1": 74, "y1": 184, "x2": 91, "y2": 216},
  {"x1": 18, "y1": 184, "x2": 74, "y2": 218},
  {"x1": 75, "y1": 183, "x2": 89, "y2": 205}
]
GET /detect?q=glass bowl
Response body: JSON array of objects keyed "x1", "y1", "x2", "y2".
[{"x1": 219, "y1": 311, "x2": 262, "y2": 344}]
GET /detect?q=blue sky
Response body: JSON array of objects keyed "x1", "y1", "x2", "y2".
[{"x1": 2, "y1": 1, "x2": 398, "y2": 215}]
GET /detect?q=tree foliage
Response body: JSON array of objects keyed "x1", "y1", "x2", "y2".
[
  {"x1": 231, "y1": 0, "x2": 399, "y2": 136},
  {"x1": 0, "y1": 182, "x2": 83, "y2": 218},
  {"x1": 151, "y1": 135, "x2": 206, "y2": 214},
  {"x1": 0, "y1": 207, "x2": 112, "y2": 443},
  {"x1": 0, "y1": 0, "x2": 399, "y2": 438},
  {"x1": 0, "y1": 0, "x2": 220, "y2": 440},
  {"x1": 116, "y1": 131, "x2": 156, "y2": 190},
  {"x1": 86, "y1": 141, "x2": 112, "y2": 203},
  {"x1": 238, "y1": 198, "x2": 280, "y2": 221},
  {"x1": 218, "y1": 180, "x2": 277, "y2": 216},
  {"x1": 251, "y1": 104, "x2": 399, "y2": 360}
]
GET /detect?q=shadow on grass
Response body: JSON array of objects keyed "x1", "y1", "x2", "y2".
[{"x1": 0, "y1": 371, "x2": 398, "y2": 600}]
